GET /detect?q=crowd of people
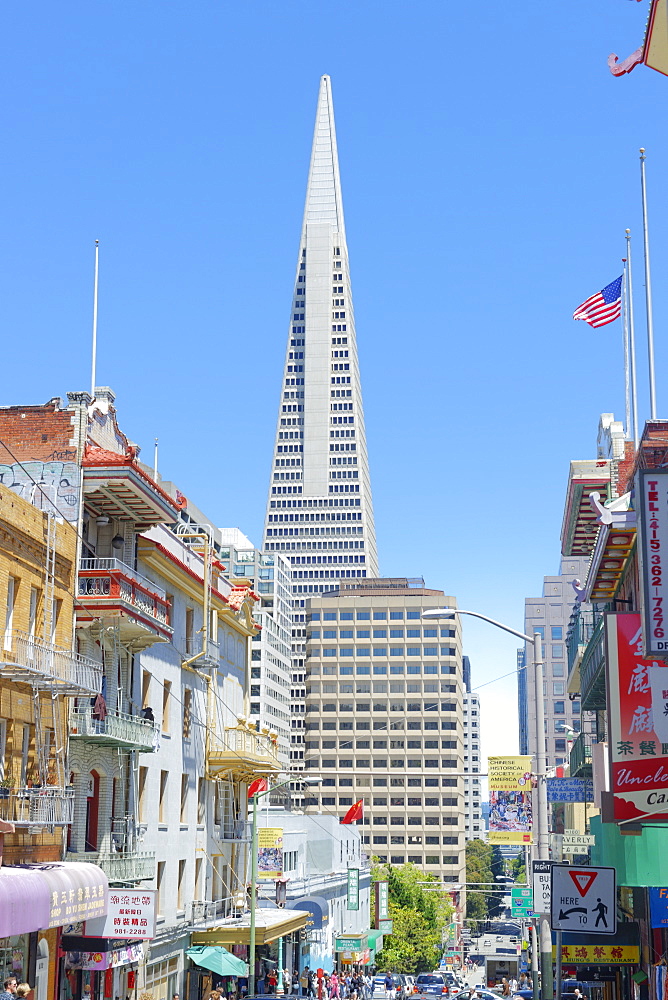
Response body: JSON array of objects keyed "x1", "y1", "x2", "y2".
[
  {"x1": 255, "y1": 969, "x2": 374, "y2": 999},
  {"x1": 0, "y1": 977, "x2": 32, "y2": 1000}
]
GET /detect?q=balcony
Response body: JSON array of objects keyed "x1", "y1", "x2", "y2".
[
  {"x1": 566, "y1": 607, "x2": 596, "y2": 694},
  {"x1": 580, "y1": 609, "x2": 608, "y2": 710},
  {"x1": 69, "y1": 706, "x2": 159, "y2": 753},
  {"x1": 207, "y1": 720, "x2": 281, "y2": 780},
  {"x1": 0, "y1": 786, "x2": 74, "y2": 827},
  {"x1": 74, "y1": 850, "x2": 156, "y2": 884},
  {"x1": 77, "y1": 558, "x2": 173, "y2": 647},
  {"x1": 1, "y1": 632, "x2": 102, "y2": 696},
  {"x1": 185, "y1": 635, "x2": 220, "y2": 668},
  {"x1": 570, "y1": 732, "x2": 594, "y2": 777}
]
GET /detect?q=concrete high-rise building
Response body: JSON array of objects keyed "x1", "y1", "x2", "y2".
[
  {"x1": 462, "y1": 657, "x2": 483, "y2": 840},
  {"x1": 303, "y1": 578, "x2": 466, "y2": 884},
  {"x1": 262, "y1": 76, "x2": 379, "y2": 797}
]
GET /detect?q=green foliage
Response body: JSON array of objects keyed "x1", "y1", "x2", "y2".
[
  {"x1": 465, "y1": 839, "x2": 504, "y2": 920},
  {"x1": 371, "y1": 861, "x2": 453, "y2": 974},
  {"x1": 509, "y1": 853, "x2": 526, "y2": 885}
]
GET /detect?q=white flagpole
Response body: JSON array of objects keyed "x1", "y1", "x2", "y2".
[
  {"x1": 626, "y1": 229, "x2": 639, "y2": 447},
  {"x1": 640, "y1": 148, "x2": 657, "y2": 419},
  {"x1": 90, "y1": 240, "x2": 100, "y2": 401},
  {"x1": 622, "y1": 257, "x2": 631, "y2": 440},
  {"x1": 154, "y1": 438, "x2": 159, "y2": 481}
]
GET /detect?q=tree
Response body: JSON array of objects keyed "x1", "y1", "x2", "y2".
[
  {"x1": 371, "y1": 861, "x2": 453, "y2": 974},
  {"x1": 465, "y1": 839, "x2": 494, "y2": 921}
]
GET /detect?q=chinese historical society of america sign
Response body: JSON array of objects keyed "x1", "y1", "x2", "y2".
[{"x1": 606, "y1": 612, "x2": 668, "y2": 823}]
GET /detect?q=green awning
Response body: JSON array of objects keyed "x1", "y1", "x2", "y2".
[
  {"x1": 186, "y1": 945, "x2": 249, "y2": 976},
  {"x1": 590, "y1": 815, "x2": 668, "y2": 886},
  {"x1": 366, "y1": 929, "x2": 384, "y2": 960}
]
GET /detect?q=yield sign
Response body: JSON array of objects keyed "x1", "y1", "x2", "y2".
[{"x1": 569, "y1": 870, "x2": 598, "y2": 897}]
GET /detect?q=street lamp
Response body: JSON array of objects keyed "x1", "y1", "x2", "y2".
[
  {"x1": 422, "y1": 607, "x2": 551, "y2": 1000},
  {"x1": 248, "y1": 774, "x2": 322, "y2": 996}
]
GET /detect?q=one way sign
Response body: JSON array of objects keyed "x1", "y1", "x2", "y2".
[{"x1": 550, "y1": 864, "x2": 616, "y2": 934}]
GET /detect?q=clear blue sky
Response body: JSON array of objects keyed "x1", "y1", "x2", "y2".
[{"x1": 1, "y1": 1, "x2": 666, "y2": 759}]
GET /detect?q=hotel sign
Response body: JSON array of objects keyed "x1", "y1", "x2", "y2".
[{"x1": 638, "y1": 470, "x2": 668, "y2": 657}]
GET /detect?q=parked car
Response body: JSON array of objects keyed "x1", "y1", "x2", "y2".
[
  {"x1": 451, "y1": 991, "x2": 500, "y2": 1000},
  {"x1": 373, "y1": 974, "x2": 405, "y2": 998},
  {"x1": 415, "y1": 975, "x2": 448, "y2": 996}
]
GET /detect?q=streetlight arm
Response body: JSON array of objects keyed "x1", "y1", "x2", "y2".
[{"x1": 422, "y1": 607, "x2": 536, "y2": 644}]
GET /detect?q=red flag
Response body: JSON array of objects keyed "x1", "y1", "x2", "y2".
[
  {"x1": 248, "y1": 778, "x2": 269, "y2": 798},
  {"x1": 341, "y1": 799, "x2": 363, "y2": 824}
]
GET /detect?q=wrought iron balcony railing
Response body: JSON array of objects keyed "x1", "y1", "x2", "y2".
[
  {"x1": 78, "y1": 558, "x2": 172, "y2": 638},
  {"x1": 69, "y1": 706, "x2": 159, "y2": 752},
  {"x1": 207, "y1": 721, "x2": 280, "y2": 779},
  {"x1": 74, "y1": 850, "x2": 156, "y2": 883},
  {"x1": 570, "y1": 732, "x2": 594, "y2": 777},
  {"x1": 1, "y1": 632, "x2": 102, "y2": 696},
  {"x1": 0, "y1": 786, "x2": 74, "y2": 826}
]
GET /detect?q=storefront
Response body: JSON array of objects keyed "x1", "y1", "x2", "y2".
[
  {"x1": 553, "y1": 924, "x2": 641, "y2": 1000},
  {"x1": 0, "y1": 862, "x2": 108, "y2": 1000}
]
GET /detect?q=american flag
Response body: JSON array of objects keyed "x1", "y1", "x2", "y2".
[{"x1": 573, "y1": 275, "x2": 623, "y2": 328}]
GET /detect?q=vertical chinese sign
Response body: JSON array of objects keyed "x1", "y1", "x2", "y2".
[
  {"x1": 488, "y1": 756, "x2": 533, "y2": 844},
  {"x1": 374, "y1": 880, "x2": 389, "y2": 928},
  {"x1": 347, "y1": 869, "x2": 360, "y2": 910},
  {"x1": 606, "y1": 612, "x2": 668, "y2": 822}
]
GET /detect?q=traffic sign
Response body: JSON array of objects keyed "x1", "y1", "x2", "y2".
[
  {"x1": 532, "y1": 860, "x2": 556, "y2": 916},
  {"x1": 550, "y1": 864, "x2": 616, "y2": 934},
  {"x1": 511, "y1": 885, "x2": 533, "y2": 918}
]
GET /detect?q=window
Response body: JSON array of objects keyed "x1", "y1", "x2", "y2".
[
  {"x1": 373, "y1": 612, "x2": 387, "y2": 620},
  {"x1": 180, "y1": 773, "x2": 188, "y2": 823},
  {"x1": 555, "y1": 739, "x2": 566, "y2": 752},
  {"x1": 177, "y1": 858, "x2": 187, "y2": 910},
  {"x1": 552, "y1": 644, "x2": 564, "y2": 659},
  {"x1": 553, "y1": 682, "x2": 565, "y2": 695},
  {"x1": 551, "y1": 626, "x2": 563, "y2": 640},
  {"x1": 357, "y1": 630, "x2": 370, "y2": 638},
  {"x1": 28, "y1": 586, "x2": 38, "y2": 637},
  {"x1": 3, "y1": 576, "x2": 16, "y2": 650},
  {"x1": 406, "y1": 612, "x2": 420, "y2": 619},
  {"x1": 552, "y1": 662, "x2": 565, "y2": 677},
  {"x1": 373, "y1": 836, "x2": 388, "y2": 845},
  {"x1": 142, "y1": 669, "x2": 151, "y2": 709},
  {"x1": 373, "y1": 629, "x2": 387, "y2": 638},
  {"x1": 138, "y1": 766, "x2": 148, "y2": 822},
  {"x1": 554, "y1": 701, "x2": 565, "y2": 715},
  {"x1": 156, "y1": 860, "x2": 166, "y2": 916},
  {"x1": 357, "y1": 612, "x2": 370, "y2": 620},
  {"x1": 423, "y1": 629, "x2": 437, "y2": 637},
  {"x1": 183, "y1": 688, "x2": 192, "y2": 738},
  {"x1": 162, "y1": 681, "x2": 171, "y2": 733},
  {"x1": 159, "y1": 770, "x2": 168, "y2": 823}
]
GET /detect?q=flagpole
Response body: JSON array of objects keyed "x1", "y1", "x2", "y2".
[
  {"x1": 626, "y1": 229, "x2": 639, "y2": 447},
  {"x1": 622, "y1": 257, "x2": 631, "y2": 440},
  {"x1": 90, "y1": 240, "x2": 100, "y2": 401},
  {"x1": 640, "y1": 148, "x2": 657, "y2": 419}
]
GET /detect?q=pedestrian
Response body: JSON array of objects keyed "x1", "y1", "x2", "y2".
[
  {"x1": 15, "y1": 988, "x2": 31, "y2": 1000},
  {"x1": 0, "y1": 980, "x2": 18, "y2": 1000},
  {"x1": 284, "y1": 971, "x2": 292, "y2": 996},
  {"x1": 501, "y1": 981, "x2": 511, "y2": 998},
  {"x1": 383, "y1": 976, "x2": 394, "y2": 1000},
  {"x1": 267, "y1": 971, "x2": 278, "y2": 995}
]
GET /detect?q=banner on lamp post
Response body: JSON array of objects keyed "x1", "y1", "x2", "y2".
[
  {"x1": 488, "y1": 789, "x2": 533, "y2": 844},
  {"x1": 257, "y1": 828, "x2": 283, "y2": 879},
  {"x1": 488, "y1": 756, "x2": 533, "y2": 791}
]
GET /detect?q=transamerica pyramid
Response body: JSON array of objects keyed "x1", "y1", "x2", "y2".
[{"x1": 263, "y1": 76, "x2": 379, "y2": 780}]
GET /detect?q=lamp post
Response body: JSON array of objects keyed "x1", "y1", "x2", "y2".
[
  {"x1": 422, "y1": 607, "x2": 552, "y2": 1000},
  {"x1": 248, "y1": 775, "x2": 322, "y2": 996}
]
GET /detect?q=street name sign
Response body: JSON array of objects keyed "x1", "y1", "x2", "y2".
[
  {"x1": 550, "y1": 864, "x2": 616, "y2": 934},
  {"x1": 532, "y1": 860, "x2": 556, "y2": 915},
  {"x1": 562, "y1": 834, "x2": 595, "y2": 854},
  {"x1": 511, "y1": 885, "x2": 534, "y2": 918}
]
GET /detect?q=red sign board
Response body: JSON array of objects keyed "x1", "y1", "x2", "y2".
[{"x1": 606, "y1": 612, "x2": 668, "y2": 822}]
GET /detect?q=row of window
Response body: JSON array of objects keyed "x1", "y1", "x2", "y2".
[
  {"x1": 314, "y1": 646, "x2": 456, "y2": 658},
  {"x1": 310, "y1": 627, "x2": 449, "y2": 637},
  {"x1": 306, "y1": 720, "x2": 457, "y2": 731},
  {"x1": 310, "y1": 611, "x2": 446, "y2": 622},
  {"x1": 309, "y1": 756, "x2": 458, "y2": 768}
]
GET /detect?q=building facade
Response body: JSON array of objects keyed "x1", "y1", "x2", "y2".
[
  {"x1": 462, "y1": 657, "x2": 483, "y2": 841},
  {"x1": 303, "y1": 578, "x2": 466, "y2": 884},
  {"x1": 262, "y1": 76, "x2": 379, "y2": 802}
]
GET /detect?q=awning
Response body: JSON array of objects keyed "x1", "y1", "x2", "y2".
[
  {"x1": 286, "y1": 895, "x2": 329, "y2": 929},
  {"x1": 366, "y1": 929, "x2": 384, "y2": 959},
  {"x1": 192, "y1": 907, "x2": 308, "y2": 946},
  {"x1": 0, "y1": 862, "x2": 108, "y2": 937},
  {"x1": 186, "y1": 946, "x2": 249, "y2": 976}
]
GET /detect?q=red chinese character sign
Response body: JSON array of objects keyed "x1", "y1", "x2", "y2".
[
  {"x1": 82, "y1": 889, "x2": 156, "y2": 941},
  {"x1": 606, "y1": 613, "x2": 668, "y2": 822}
]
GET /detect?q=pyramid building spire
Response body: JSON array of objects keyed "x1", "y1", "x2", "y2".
[{"x1": 263, "y1": 79, "x2": 378, "y2": 784}]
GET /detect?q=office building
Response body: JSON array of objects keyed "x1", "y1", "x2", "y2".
[
  {"x1": 303, "y1": 578, "x2": 466, "y2": 884},
  {"x1": 462, "y1": 657, "x2": 483, "y2": 840}
]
